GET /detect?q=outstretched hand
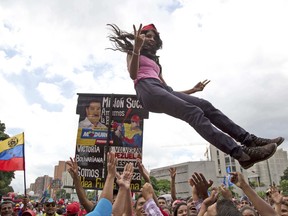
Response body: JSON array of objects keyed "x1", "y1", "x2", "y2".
[
  {"x1": 107, "y1": 152, "x2": 117, "y2": 178},
  {"x1": 169, "y1": 167, "x2": 176, "y2": 179},
  {"x1": 116, "y1": 162, "x2": 134, "y2": 190},
  {"x1": 219, "y1": 184, "x2": 233, "y2": 200},
  {"x1": 269, "y1": 185, "x2": 283, "y2": 204},
  {"x1": 229, "y1": 172, "x2": 247, "y2": 189},
  {"x1": 189, "y1": 172, "x2": 213, "y2": 199},
  {"x1": 133, "y1": 24, "x2": 145, "y2": 53},
  {"x1": 136, "y1": 158, "x2": 150, "y2": 183},
  {"x1": 193, "y1": 79, "x2": 210, "y2": 92},
  {"x1": 66, "y1": 157, "x2": 79, "y2": 179}
]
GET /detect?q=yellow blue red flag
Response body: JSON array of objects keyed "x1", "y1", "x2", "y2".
[{"x1": 0, "y1": 133, "x2": 24, "y2": 171}]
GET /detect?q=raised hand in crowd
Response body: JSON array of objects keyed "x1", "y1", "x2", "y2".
[
  {"x1": 188, "y1": 172, "x2": 213, "y2": 214},
  {"x1": 219, "y1": 184, "x2": 233, "y2": 200},
  {"x1": 136, "y1": 159, "x2": 159, "y2": 206},
  {"x1": 189, "y1": 172, "x2": 213, "y2": 200},
  {"x1": 112, "y1": 162, "x2": 134, "y2": 216},
  {"x1": 87, "y1": 152, "x2": 117, "y2": 216},
  {"x1": 141, "y1": 183, "x2": 163, "y2": 216},
  {"x1": 197, "y1": 188, "x2": 218, "y2": 216},
  {"x1": 169, "y1": 167, "x2": 177, "y2": 201},
  {"x1": 66, "y1": 157, "x2": 94, "y2": 212},
  {"x1": 136, "y1": 158, "x2": 150, "y2": 183},
  {"x1": 230, "y1": 172, "x2": 278, "y2": 216},
  {"x1": 269, "y1": 184, "x2": 283, "y2": 215}
]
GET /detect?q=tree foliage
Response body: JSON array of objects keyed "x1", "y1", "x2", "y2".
[
  {"x1": 281, "y1": 167, "x2": 288, "y2": 181},
  {"x1": 0, "y1": 121, "x2": 15, "y2": 195},
  {"x1": 0, "y1": 121, "x2": 9, "y2": 141},
  {"x1": 280, "y1": 179, "x2": 288, "y2": 196},
  {"x1": 157, "y1": 179, "x2": 171, "y2": 194},
  {"x1": 141, "y1": 176, "x2": 170, "y2": 196}
]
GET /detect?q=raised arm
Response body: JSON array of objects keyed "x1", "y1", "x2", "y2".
[
  {"x1": 136, "y1": 158, "x2": 159, "y2": 207},
  {"x1": 142, "y1": 183, "x2": 164, "y2": 216},
  {"x1": 197, "y1": 189, "x2": 218, "y2": 216},
  {"x1": 66, "y1": 157, "x2": 94, "y2": 212},
  {"x1": 169, "y1": 167, "x2": 177, "y2": 201},
  {"x1": 127, "y1": 24, "x2": 145, "y2": 80},
  {"x1": 269, "y1": 185, "x2": 283, "y2": 216},
  {"x1": 86, "y1": 152, "x2": 117, "y2": 216},
  {"x1": 230, "y1": 172, "x2": 278, "y2": 216},
  {"x1": 112, "y1": 162, "x2": 134, "y2": 216},
  {"x1": 179, "y1": 79, "x2": 210, "y2": 95},
  {"x1": 189, "y1": 172, "x2": 213, "y2": 200},
  {"x1": 100, "y1": 152, "x2": 117, "y2": 201}
]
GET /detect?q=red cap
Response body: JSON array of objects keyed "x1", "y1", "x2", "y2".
[
  {"x1": 22, "y1": 209, "x2": 36, "y2": 216},
  {"x1": 141, "y1": 24, "x2": 158, "y2": 33},
  {"x1": 66, "y1": 202, "x2": 80, "y2": 215},
  {"x1": 131, "y1": 115, "x2": 140, "y2": 123}
]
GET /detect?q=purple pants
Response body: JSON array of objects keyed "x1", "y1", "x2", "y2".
[{"x1": 135, "y1": 78, "x2": 250, "y2": 159}]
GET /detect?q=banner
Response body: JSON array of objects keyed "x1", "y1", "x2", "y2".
[
  {"x1": 0, "y1": 133, "x2": 24, "y2": 171},
  {"x1": 75, "y1": 94, "x2": 149, "y2": 191}
]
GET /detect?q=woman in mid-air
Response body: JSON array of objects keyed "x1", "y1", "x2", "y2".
[{"x1": 107, "y1": 23, "x2": 284, "y2": 169}]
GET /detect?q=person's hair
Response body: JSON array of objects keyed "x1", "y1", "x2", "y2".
[
  {"x1": 107, "y1": 23, "x2": 163, "y2": 73},
  {"x1": 158, "y1": 196, "x2": 166, "y2": 201},
  {"x1": 85, "y1": 99, "x2": 101, "y2": 109},
  {"x1": 239, "y1": 205, "x2": 258, "y2": 216},
  {"x1": 0, "y1": 201, "x2": 14, "y2": 208},
  {"x1": 216, "y1": 199, "x2": 241, "y2": 216},
  {"x1": 134, "y1": 194, "x2": 144, "y2": 208},
  {"x1": 173, "y1": 202, "x2": 187, "y2": 216},
  {"x1": 107, "y1": 24, "x2": 162, "y2": 54}
]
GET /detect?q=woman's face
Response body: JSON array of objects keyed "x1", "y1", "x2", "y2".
[
  {"x1": 176, "y1": 204, "x2": 187, "y2": 216},
  {"x1": 142, "y1": 30, "x2": 158, "y2": 52}
]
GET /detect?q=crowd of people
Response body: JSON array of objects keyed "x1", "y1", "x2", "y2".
[
  {"x1": 1, "y1": 152, "x2": 288, "y2": 216},
  {"x1": 0, "y1": 197, "x2": 87, "y2": 216}
]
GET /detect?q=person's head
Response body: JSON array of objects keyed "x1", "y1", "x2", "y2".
[
  {"x1": 158, "y1": 196, "x2": 167, "y2": 208},
  {"x1": 172, "y1": 200, "x2": 183, "y2": 210},
  {"x1": 35, "y1": 202, "x2": 43, "y2": 211},
  {"x1": 140, "y1": 24, "x2": 162, "y2": 54},
  {"x1": 186, "y1": 197, "x2": 197, "y2": 216},
  {"x1": 162, "y1": 206, "x2": 172, "y2": 216},
  {"x1": 240, "y1": 205, "x2": 258, "y2": 216},
  {"x1": 44, "y1": 198, "x2": 56, "y2": 216},
  {"x1": 278, "y1": 201, "x2": 288, "y2": 216},
  {"x1": 134, "y1": 194, "x2": 146, "y2": 216},
  {"x1": 173, "y1": 202, "x2": 187, "y2": 216},
  {"x1": 239, "y1": 195, "x2": 251, "y2": 209},
  {"x1": 22, "y1": 209, "x2": 36, "y2": 216},
  {"x1": 66, "y1": 202, "x2": 80, "y2": 216},
  {"x1": 131, "y1": 115, "x2": 140, "y2": 128},
  {"x1": 85, "y1": 100, "x2": 102, "y2": 125},
  {"x1": 0, "y1": 201, "x2": 14, "y2": 216},
  {"x1": 204, "y1": 199, "x2": 241, "y2": 216}
]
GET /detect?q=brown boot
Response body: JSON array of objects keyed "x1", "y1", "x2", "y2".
[
  {"x1": 238, "y1": 143, "x2": 277, "y2": 169},
  {"x1": 246, "y1": 134, "x2": 284, "y2": 147}
]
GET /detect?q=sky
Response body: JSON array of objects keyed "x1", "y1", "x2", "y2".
[{"x1": 0, "y1": 0, "x2": 288, "y2": 194}]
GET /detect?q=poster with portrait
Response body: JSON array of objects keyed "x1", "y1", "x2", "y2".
[{"x1": 75, "y1": 93, "x2": 149, "y2": 191}]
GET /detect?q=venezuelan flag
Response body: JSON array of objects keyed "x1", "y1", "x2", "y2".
[{"x1": 0, "y1": 133, "x2": 24, "y2": 171}]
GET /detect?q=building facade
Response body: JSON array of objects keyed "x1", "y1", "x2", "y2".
[
  {"x1": 247, "y1": 148, "x2": 288, "y2": 187},
  {"x1": 150, "y1": 161, "x2": 217, "y2": 199}
]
